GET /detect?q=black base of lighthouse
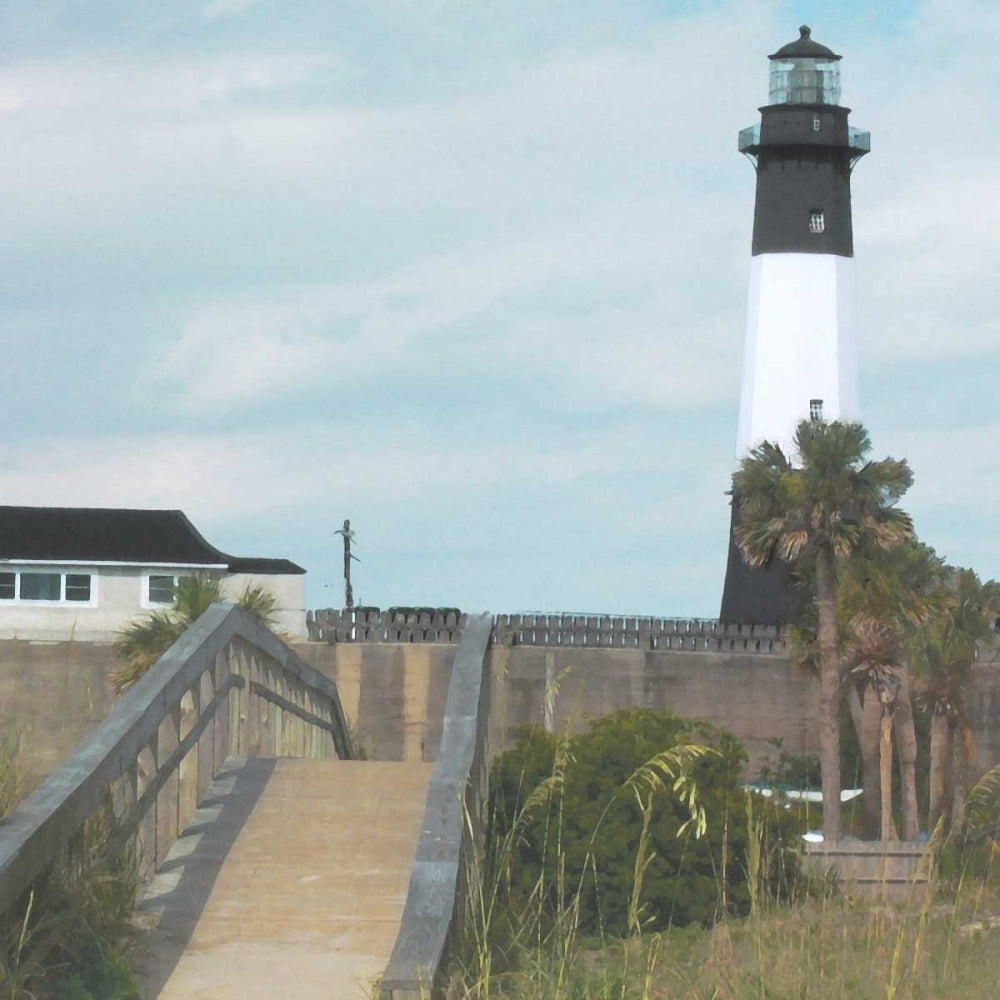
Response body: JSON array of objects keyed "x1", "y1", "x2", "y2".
[{"x1": 719, "y1": 507, "x2": 805, "y2": 626}]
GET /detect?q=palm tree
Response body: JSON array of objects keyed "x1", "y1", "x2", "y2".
[
  {"x1": 916, "y1": 569, "x2": 1000, "y2": 831},
  {"x1": 788, "y1": 541, "x2": 945, "y2": 840},
  {"x1": 111, "y1": 575, "x2": 278, "y2": 695},
  {"x1": 731, "y1": 420, "x2": 913, "y2": 841},
  {"x1": 842, "y1": 541, "x2": 947, "y2": 840},
  {"x1": 846, "y1": 616, "x2": 902, "y2": 841}
]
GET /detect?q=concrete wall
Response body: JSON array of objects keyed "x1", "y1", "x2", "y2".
[
  {"x1": 0, "y1": 639, "x2": 116, "y2": 791},
  {"x1": 967, "y1": 655, "x2": 1000, "y2": 780},
  {"x1": 494, "y1": 644, "x2": 819, "y2": 773},
  {"x1": 295, "y1": 642, "x2": 820, "y2": 773},
  {"x1": 295, "y1": 641, "x2": 1000, "y2": 780},
  {"x1": 5, "y1": 636, "x2": 1000, "y2": 793},
  {"x1": 293, "y1": 642, "x2": 456, "y2": 761},
  {"x1": 0, "y1": 568, "x2": 306, "y2": 642}
]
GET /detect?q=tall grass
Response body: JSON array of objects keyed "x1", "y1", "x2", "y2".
[
  {"x1": 451, "y1": 729, "x2": 1000, "y2": 1000},
  {"x1": 452, "y1": 713, "x2": 717, "y2": 999},
  {"x1": 0, "y1": 799, "x2": 141, "y2": 1000},
  {"x1": 0, "y1": 729, "x2": 23, "y2": 823}
]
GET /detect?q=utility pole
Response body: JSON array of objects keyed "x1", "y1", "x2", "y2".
[{"x1": 335, "y1": 519, "x2": 360, "y2": 609}]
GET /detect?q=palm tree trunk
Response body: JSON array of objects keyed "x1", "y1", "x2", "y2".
[
  {"x1": 848, "y1": 686, "x2": 881, "y2": 839},
  {"x1": 892, "y1": 671, "x2": 919, "y2": 841},
  {"x1": 950, "y1": 721, "x2": 970, "y2": 831},
  {"x1": 815, "y1": 546, "x2": 841, "y2": 842},
  {"x1": 880, "y1": 711, "x2": 898, "y2": 842},
  {"x1": 928, "y1": 711, "x2": 950, "y2": 832}
]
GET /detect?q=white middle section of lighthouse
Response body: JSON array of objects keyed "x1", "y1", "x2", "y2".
[{"x1": 735, "y1": 252, "x2": 860, "y2": 460}]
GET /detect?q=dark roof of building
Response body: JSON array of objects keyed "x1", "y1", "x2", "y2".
[
  {"x1": 770, "y1": 25, "x2": 841, "y2": 62},
  {"x1": 0, "y1": 507, "x2": 305, "y2": 575}
]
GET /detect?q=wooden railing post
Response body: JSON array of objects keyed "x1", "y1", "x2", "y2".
[
  {"x1": 177, "y1": 687, "x2": 199, "y2": 835},
  {"x1": 198, "y1": 669, "x2": 216, "y2": 803},
  {"x1": 156, "y1": 706, "x2": 181, "y2": 867},
  {"x1": 136, "y1": 739, "x2": 158, "y2": 877},
  {"x1": 215, "y1": 650, "x2": 231, "y2": 769}
]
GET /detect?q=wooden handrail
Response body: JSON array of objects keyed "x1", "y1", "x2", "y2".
[
  {"x1": 0, "y1": 603, "x2": 354, "y2": 917},
  {"x1": 379, "y1": 612, "x2": 493, "y2": 999}
]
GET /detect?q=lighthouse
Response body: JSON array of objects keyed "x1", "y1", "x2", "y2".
[{"x1": 720, "y1": 26, "x2": 870, "y2": 624}]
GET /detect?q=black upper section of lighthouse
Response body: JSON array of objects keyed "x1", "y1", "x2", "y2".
[{"x1": 738, "y1": 25, "x2": 869, "y2": 259}]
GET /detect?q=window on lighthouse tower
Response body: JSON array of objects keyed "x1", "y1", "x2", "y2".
[
  {"x1": 809, "y1": 210, "x2": 825, "y2": 233},
  {"x1": 810, "y1": 399, "x2": 824, "y2": 421}
]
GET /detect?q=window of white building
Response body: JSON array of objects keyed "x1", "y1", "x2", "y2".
[
  {"x1": 20, "y1": 572, "x2": 61, "y2": 601},
  {"x1": 0, "y1": 570, "x2": 96, "y2": 604},
  {"x1": 147, "y1": 575, "x2": 176, "y2": 604},
  {"x1": 65, "y1": 574, "x2": 92, "y2": 602},
  {"x1": 810, "y1": 398, "x2": 824, "y2": 421},
  {"x1": 144, "y1": 573, "x2": 193, "y2": 607}
]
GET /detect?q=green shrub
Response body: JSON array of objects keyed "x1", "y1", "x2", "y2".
[
  {"x1": 488, "y1": 710, "x2": 808, "y2": 939},
  {"x1": 48, "y1": 943, "x2": 138, "y2": 1000}
]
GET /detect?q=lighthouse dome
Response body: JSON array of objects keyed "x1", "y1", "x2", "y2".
[
  {"x1": 769, "y1": 26, "x2": 841, "y2": 62},
  {"x1": 767, "y1": 26, "x2": 842, "y2": 106}
]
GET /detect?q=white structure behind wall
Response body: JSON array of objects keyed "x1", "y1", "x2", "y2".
[{"x1": 736, "y1": 253, "x2": 860, "y2": 458}]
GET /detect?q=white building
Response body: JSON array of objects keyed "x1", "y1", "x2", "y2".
[{"x1": 0, "y1": 506, "x2": 306, "y2": 641}]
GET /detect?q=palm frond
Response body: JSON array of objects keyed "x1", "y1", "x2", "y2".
[
  {"x1": 777, "y1": 530, "x2": 809, "y2": 562},
  {"x1": 110, "y1": 576, "x2": 282, "y2": 697},
  {"x1": 958, "y1": 760, "x2": 1000, "y2": 842},
  {"x1": 732, "y1": 421, "x2": 915, "y2": 578},
  {"x1": 174, "y1": 574, "x2": 225, "y2": 624},
  {"x1": 236, "y1": 584, "x2": 278, "y2": 628},
  {"x1": 110, "y1": 612, "x2": 185, "y2": 695}
]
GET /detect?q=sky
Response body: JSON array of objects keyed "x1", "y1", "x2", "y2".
[{"x1": 1, "y1": 0, "x2": 998, "y2": 617}]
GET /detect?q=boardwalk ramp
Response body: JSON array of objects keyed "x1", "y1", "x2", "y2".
[
  {"x1": 137, "y1": 757, "x2": 434, "y2": 999},
  {"x1": 0, "y1": 605, "x2": 493, "y2": 1000}
]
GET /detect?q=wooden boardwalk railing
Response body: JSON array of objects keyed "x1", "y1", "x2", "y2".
[
  {"x1": 380, "y1": 612, "x2": 493, "y2": 1000},
  {"x1": 0, "y1": 603, "x2": 354, "y2": 921}
]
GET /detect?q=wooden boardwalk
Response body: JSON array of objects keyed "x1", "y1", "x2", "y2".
[{"x1": 135, "y1": 756, "x2": 434, "y2": 1000}]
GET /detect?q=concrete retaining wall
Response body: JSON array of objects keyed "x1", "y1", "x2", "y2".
[
  {"x1": 292, "y1": 642, "x2": 823, "y2": 773},
  {"x1": 292, "y1": 641, "x2": 457, "y2": 762},
  {"x1": 494, "y1": 644, "x2": 818, "y2": 773},
  {"x1": 5, "y1": 636, "x2": 1000, "y2": 788},
  {"x1": 0, "y1": 639, "x2": 117, "y2": 791}
]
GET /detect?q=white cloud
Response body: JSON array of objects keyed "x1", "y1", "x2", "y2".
[
  {"x1": 0, "y1": 420, "x2": 695, "y2": 525},
  {"x1": 143, "y1": 190, "x2": 747, "y2": 415},
  {"x1": 0, "y1": 50, "x2": 345, "y2": 118}
]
